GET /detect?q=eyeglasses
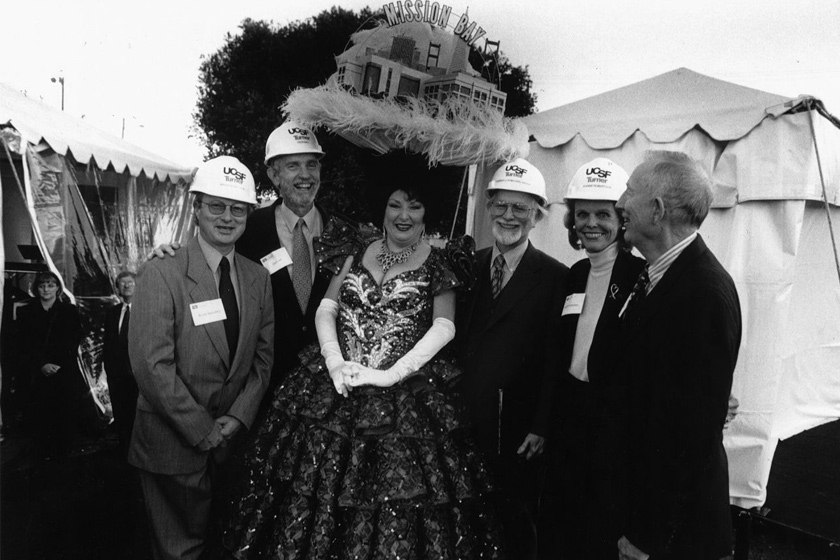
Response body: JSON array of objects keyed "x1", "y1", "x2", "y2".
[
  {"x1": 489, "y1": 201, "x2": 535, "y2": 219},
  {"x1": 199, "y1": 201, "x2": 250, "y2": 218}
]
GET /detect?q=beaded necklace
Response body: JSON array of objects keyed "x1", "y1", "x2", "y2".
[{"x1": 376, "y1": 239, "x2": 419, "y2": 273}]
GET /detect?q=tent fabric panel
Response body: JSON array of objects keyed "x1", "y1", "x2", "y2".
[
  {"x1": 716, "y1": 111, "x2": 840, "y2": 204},
  {"x1": 0, "y1": 81, "x2": 194, "y2": 183},
  {"x1": 773, "y1": 203, "x2": 840, "y2": 439},
  {"x1": 523, "y1": 68, "x2": 792, "y2": 150}
]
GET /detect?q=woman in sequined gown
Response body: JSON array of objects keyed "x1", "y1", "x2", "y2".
[{"x1": 218, "y1": 179, "x2": 505, "y2": 560}]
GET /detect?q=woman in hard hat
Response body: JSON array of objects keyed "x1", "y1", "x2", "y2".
[
  {"x1": 219, "y1": 151, "x2": 506, "y2": 560},
  {"x1": 539, "y1": 159, "x2": 645, "y2": 560}
]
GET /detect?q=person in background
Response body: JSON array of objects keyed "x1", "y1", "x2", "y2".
[
  {"x1": 128, "y1": 156, "x2": 274, "y2": 560},
  {"x1": 537, "y1": 158, "x2": 645, "y2": 560},
  {"x1": 103, "y1": 270, "x2": 138, "y2": 459},
  {"x1": 456, "y1": 158, "x2": 569, "y2": 559},
  {"x1": 17, "y1": 270, "x2": 81, "y2": 459},
  {"x1": 614, "y1": 151, "x2": 741, "y2": 560}
]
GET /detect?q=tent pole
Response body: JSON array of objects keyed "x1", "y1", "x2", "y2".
[
  {"x1": 806, "y1": 97, "x2": 840, "y2": 287},
  {"x1": 450, "y1": 165, "x2": 469, "y2": 239}
]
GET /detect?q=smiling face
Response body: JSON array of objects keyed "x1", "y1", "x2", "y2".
[
  {"x1": 573, "y1": 199, "x2": 622, "y2": 253},
  {"x1": 383, "y1": 190, "x2": 426, "y2": 249},
  {"x1": 489, "y1": 190, "x2": 539, "y2": 253},
  {"x1": 616, "y1": 163, "x2": 657, "y2": 250},
  {"x1": 268, "y1": 153, "x2": 322, "y2": 216},
  {"x1": 194, "y1": 194, "x2": 248, "y2": 254}
]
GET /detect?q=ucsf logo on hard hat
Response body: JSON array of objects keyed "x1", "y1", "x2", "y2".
[
  {"x1": 288, "y1": 128, "x2": 312, "y2": 142},
  {"x1": 586, "y1": 167, "x2": 612, "y2": 179},
  {"x1": 224, "y1": 167, "x2": 246, "y2": 183},
  {"x1": 505, "y1": 164, "x2": 528, "y2": 178}
]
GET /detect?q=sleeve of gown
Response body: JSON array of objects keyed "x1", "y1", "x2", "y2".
[
  {"x1": 315, "y1": 215, "x2": 380, "y2": 275},
  {"x1": 429, "y1": 235, "x2": 477, "y2": 295}
]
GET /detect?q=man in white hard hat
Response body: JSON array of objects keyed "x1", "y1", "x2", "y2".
[
  {"x1": 456, "y1": 157, "x2": 568, "y2": 559},
  {"x1": 128, "y1": 156, "x2": 274, "y2": 560},
  {"x1": 235, "y1": 121, "x2": 351, "y2": 386}
]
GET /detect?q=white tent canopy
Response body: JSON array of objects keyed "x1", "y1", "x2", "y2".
[
  {"x1": 471, "y1": 68, "x2": 840, "y2": 509},
  {"x1": 0, "y1": 81, "x2": 194, "y2": 183}
]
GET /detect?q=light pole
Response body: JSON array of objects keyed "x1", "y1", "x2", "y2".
[{"x1": 51, "y1": 76, "x2": 65, "y2": 111}]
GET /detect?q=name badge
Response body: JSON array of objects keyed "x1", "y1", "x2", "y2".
[
  {"x1": 260, "y1": 247, "x2": 293, "y2": 275},
  {"x1": 190, "y1": 299, "x2": 226, "y2": 326},
  {"x1": 562, "y1": 293, "x2": 585, "y2": 316}
]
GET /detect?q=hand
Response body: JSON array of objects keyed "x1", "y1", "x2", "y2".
[
  {"x1": 145, "y1": 241, "x2": 181, "y2": 261},
  {"x1": 216, "y1": 415, "x2": 243, "y2": 443},
  {"x1": 196, "y1": 423, "x2": 224, "y2": 451},
  {"x1": 517, "y1": 433, "x2": 545, "y2": 460},
  {"x1": 724, "y1": 394, "x2": 739, "y2": 429},
  {"x1": 343, "y1": 362, "x2": 399, "y2": 388},
  {"x1": 327, "y1": 360, "x2": 352, "y2": 399},
  {"x1": 40, "y1": 363, "x2": 61, "y2": 377},
  {"x1": 618, "y1": 536, "x2": 650, "y2": 560}
]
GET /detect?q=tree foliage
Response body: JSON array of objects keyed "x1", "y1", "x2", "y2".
[{"x1": 194, "y1": 6, "x2": 536, "y2": 234}]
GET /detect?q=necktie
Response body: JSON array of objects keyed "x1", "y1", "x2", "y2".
[
  {"x1": 623, "y1": 266, "x2": 650, "y2": 320},
  {"x1": 119, "y1": 304, "x2": 130, "y2": 345},
  {"x1": 292, "y1": 218, "x2": 312, "y2": 312},
  {"x1": 219, "y1": 256, "x2": 239, "y2": 363},
  {"x1": 491, "y1": 254, "x2": 505, "y2": 299}
]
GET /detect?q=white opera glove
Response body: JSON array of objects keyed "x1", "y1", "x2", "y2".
[
  {"x1": 345, "y1": 317, "x2": 456, "y2": 388},
  {"x1": 315, "y1": 299, "x2": 349, "y2": 397}
]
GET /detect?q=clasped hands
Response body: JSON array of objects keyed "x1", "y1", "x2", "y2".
[
  {"x1": 328, "y1": 361, "x2": 400, "y2": 397},
  {"x1": 196, "y1": 415, "x2": 242, "y2": 451}
]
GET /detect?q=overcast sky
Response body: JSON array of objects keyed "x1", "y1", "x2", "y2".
[{"x1": 4, "y1": 0, "x2": 838, "y2": 167}]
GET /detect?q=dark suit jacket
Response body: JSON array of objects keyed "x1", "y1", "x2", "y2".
[
  {"x1": 457, "y1": 242, "x2": 568, "y2": 461},
  {"x1": 103, "y1": 301, "x2": 138, "y2": 451},
  {"x1": 616, "y1": 235, "x2": 741, "y2": 560},
  {"x1": 128, "y1": 237, "x2": 274, "y2": 475},
  {"x1": 557, "y1": 250, "x2": 646, "y2": 388},
  {"x1": 236, "y1": 201, "x2": 336, "y2": 381}
]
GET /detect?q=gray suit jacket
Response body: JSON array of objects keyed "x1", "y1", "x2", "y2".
[{"x1": 128, "y1": 236, "x2": 274, "y2": 475}]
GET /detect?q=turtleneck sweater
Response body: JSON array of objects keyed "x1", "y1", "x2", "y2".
[{"x1": 569, "y1": 242, "x2": 620, "y2": 382}]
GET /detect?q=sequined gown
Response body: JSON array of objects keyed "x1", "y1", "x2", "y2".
[{"x1": 219, "y1": 235, "x2": 505, "y2": 560}]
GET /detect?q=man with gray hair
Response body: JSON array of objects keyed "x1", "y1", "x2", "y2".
[{"x1": 614, "y1": 151, "x2": 741, "y2": 560}]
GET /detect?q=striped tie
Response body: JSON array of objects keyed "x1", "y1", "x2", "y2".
[
  {"x1": 292, "y1": 218, "x2": 312, "y2": 312},
  {"x1": 491, "y1": 254, "x2": 505, "y2": 299}
]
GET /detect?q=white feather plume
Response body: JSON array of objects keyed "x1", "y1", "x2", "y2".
[{"x1": 282, "y1": 84, "x2": 529, "y2": 167}]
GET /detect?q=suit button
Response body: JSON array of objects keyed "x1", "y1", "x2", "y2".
[{"x1": 302, "y1": 325, "x2": 308, "y2": 333}]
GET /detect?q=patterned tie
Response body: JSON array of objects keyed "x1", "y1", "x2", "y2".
[
  {"x1": 292, "y1": 218, "x2": 312, "y2": 312},
  {"x1": 491, "y1": 254, "x2": 505, "y2": 299},
  {"x1": 623, "y1": 266, "x2": 650, "y2": 320},
  {"x1": 119, "y1": 304, "x2": 130, "y2": 345},
  {"x1": 219, "y1": 256, "x2": 239, "y2": 363}
]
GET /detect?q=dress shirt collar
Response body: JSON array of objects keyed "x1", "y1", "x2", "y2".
[
  {"x1": 647, "y1": 231, "x2": 697, "y2": 293},
  {"x1": 278, "y1": 201, "x2": 318, "y2": 234},
  {"x1": 197, "y1": 233, "x2": 236, "y2": 274},
  {"x1": 491, "y1": 239, "x2": 530, "y2": 274}
]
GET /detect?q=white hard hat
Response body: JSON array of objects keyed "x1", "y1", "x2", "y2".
[
  {"x1": 264, "y1": 121, "x2": 325, "y2": 164},
  {"x1": 487, "y1": 158, "x2": 547, "y2": 206},
  {"x1": 189, "y1": 155, "x2": 257, "y2": 205},
  {"x1": 564, "y1": 158, "x2": 628, "y2": 202}
]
